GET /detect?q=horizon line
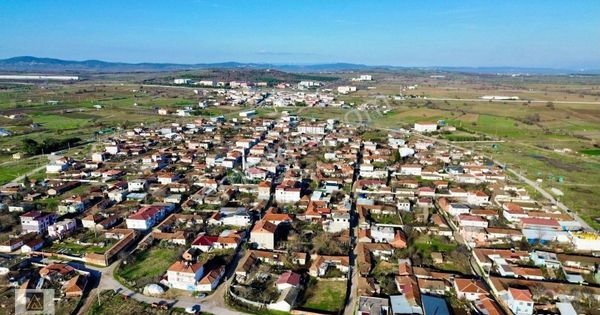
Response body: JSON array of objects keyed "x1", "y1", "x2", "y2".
[{"x1": 1, "y1": 55, "x2": 598, "y2": 72}]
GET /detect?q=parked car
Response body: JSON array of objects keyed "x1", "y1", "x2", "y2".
[{"x1": 185, "y1": 305, "x2": 201, "y2": 314}]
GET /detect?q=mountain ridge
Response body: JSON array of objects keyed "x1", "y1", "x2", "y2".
[{"x1": 1, "y1": 56, "x2": 598, "y2": 75}]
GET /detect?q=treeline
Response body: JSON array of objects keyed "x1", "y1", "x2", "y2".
[{"x1": 21, "y1": 137, "x2": 81, "y2": 155}]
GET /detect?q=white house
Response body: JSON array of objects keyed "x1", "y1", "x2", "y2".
[
  {"x1": 467, "y1": 191, "x2": 489, "y2": 206},
  {"x1": 126, "y1": 205, "x2": 167, "y2": 230},
  {"x1": 108, "y1": 189, "x2": 128, "y2": 202},
  {"x1": 258, "y1": 182, "x2": 271, "y2": 200},
  {"x1": 458, "y1": 215, "x2": 488, "y2": 228},
  {"x1": 166, "y1": 261, "x2": 205, "y2": 291},
  {"x1": 128, "y1": 179, "x2": 148, "y2": 192},
  {"x1": 250, "y1": 220, "x2": 278, "y2": 250},
  {"x1": 337, "y1": 86, "x2": 357, "y2": 94},
  {"x1": 371, "y1": 226, "x2": 395, "y2": 243},
  {"x1": 197, "y1": 266, "x2": 225, "y2": 292},
  {"x1": 569, "y1": 231, "x2": 600, "y2": 251},
  {"x1": 275, "y1": 187, "x2": 301, "y2": 204},
  {"x1": 453, "y1": 279, "x2": 488, "y2": 301},
  {"x1": 0, "y1": 239, "x2": 24, "y2": 253},
  {"x1": 447, "y1": 203, "x2": 470, "y2": 217},
  {"x1": 48, "y1": 219, "x2": 77, "y2": 239},
  {"x1": 46, "y1": 163, "x2": 69, "y2": 174},
  {"x1": 400, "y1": 164, "x2": 422, "y2": 176},
  {"x1": 20, "y1": 211, "x2": 57, "y2": 234},
  {"x1": 91, "y1": 152, "x2": 108, "y2": 162},
  {"x1": 502, "y1": 203, "x2": 529, "y2": 222},
  {"x1": 506, "y1": 288, "x2": 534, "y2": 315},
  {"x1": 324, "y1": 212, "x2": 350, "y2": 233}
]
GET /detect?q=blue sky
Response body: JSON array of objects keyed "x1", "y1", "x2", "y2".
[{"x1": 1, "y1": 0, "x2": 599, "y2": 68}]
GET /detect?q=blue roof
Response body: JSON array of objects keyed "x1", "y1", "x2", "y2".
[
  {"x1": 421, "y1": 295, "x2": 450, "y2": 315},
  {"x1": 389, "y1": 295, "x2": 422, "y2": 315}
]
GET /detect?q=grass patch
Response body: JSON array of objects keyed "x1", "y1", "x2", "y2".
[
  {"x1": 117, "y1": 245, "x2": 181, "y2": 285},
  {"x1": 0, "y1": 157, "x2": 45, "y2": 185},
  {"x1": 48, "y1": 240, "x2": 114, "y2": 257},
  {"x1": 414, "y1": 235, "x2": 458, "y2": 254},
  {"x1": 32, "y1": 113, "x2": 92, "y2": 130},
  {"x1": 580, "y1": 149, "x2": 600, "y2": 156},
  {"x1": 301, "y1": 279, "x2": 347, "y2": 313}
]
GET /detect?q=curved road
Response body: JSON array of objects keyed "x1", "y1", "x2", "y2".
[{"x1": 77, "y1": 253, "x2": 247, "y2": 315}]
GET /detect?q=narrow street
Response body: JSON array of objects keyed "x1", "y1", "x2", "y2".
[{"x1": 343, "y1": 142, "x2": 362, "y2": 315}]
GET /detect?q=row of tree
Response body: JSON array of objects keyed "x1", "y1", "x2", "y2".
[{"x1": 20, "y1": 137, "x2": 81, "y2": 155}]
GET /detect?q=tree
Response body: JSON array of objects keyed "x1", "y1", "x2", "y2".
[{"x1": 22, "y1": 176, "x2": 31, "y2": 188}]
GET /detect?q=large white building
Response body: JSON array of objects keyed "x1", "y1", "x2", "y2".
[
  {"x1": 352, "y1": 74, "x2": 372, "y2": 81},
  {"x1": 414, "y1": 122, "x2": 438, "y2": 133},
  {"x1": 20, "y1": 211, "x2": 57, "y2": 234},
  {"x1": 337, "y1": 86, "x2": 357, "y2": 94},
  {"x1": 569, "y1": 231, "x2": 600, "y2": 251},
  {"x1": 297, "y1": 124, "x2": 326, "y2": 135},
  {"x1": 174, "y1": 78, "x2": 192, "y2": 84}
]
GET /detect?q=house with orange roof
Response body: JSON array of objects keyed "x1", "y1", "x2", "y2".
[
  {"x1": 258, "y1": 181, "x2": 271, "y2": 200},
  {"x1": 502, "y1": 203, "x2": 528, "y2": 222},
  {"x1": 197, "y1": 266, "x2": 225, "y2": 292},
  {"x1": 467, "y1": 190, "x2": 490, "y2": 206},
  {"x1": 506, "y1": 287, "x2": 534, "y2": 315},
  {"x1": 166, "y1": 261, "x2": 205, "y2": 291},
  {"x1": 453, "y1": 278, "x2": 488, "y2": 301},
  {"x1": 263, "y1": 213, "x2": 293, "y2": 225},
  {"x1": 309, "y1": 255, "x2": 350, "y2": 278},
  {"x1": 62, "y1": 274, "x2": 88, "y2": 297},
  {"x1": 475, "y1": 296, "x2": 504, "y2": 315},
  {"x1": 390, "y1": 230, "x2": 407, "y2": 249}
]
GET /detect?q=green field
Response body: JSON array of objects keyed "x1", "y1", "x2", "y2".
[
  {"x1": 414, "y1": 235, "x2": 458, "y2": 254},
  {"x1": 0, "y1": 157, "x2": 45, "y2": 185},
  {"x1": 301, "y1": 279, "x2": 347, "y2": 312},
  {"x1": 117, "y1": 246, "x2": 181, "y2": 285},
  {"x1": 580, "y1": 149, "x2": 600, "y2": 156}
]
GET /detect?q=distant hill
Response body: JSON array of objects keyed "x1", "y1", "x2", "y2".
[{"x1": 0, "y1": 56, "x2": 598, "y2": 75}]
